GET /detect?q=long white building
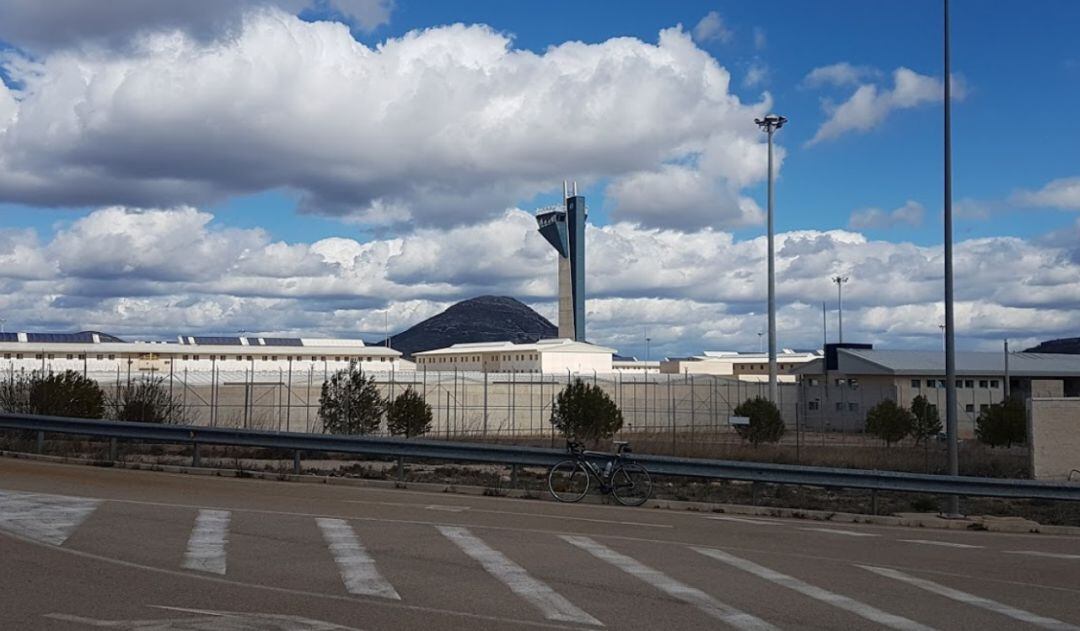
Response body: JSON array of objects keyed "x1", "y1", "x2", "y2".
[
  {"x1": 0, "y1": 331, "x2": 403, "y2": 377},
  {"x1": 414, "y1": 338, "x2": 615, "y2": 374},
  {"x1": 659, "y1": 350, "x2": 822, "y2": 382}
]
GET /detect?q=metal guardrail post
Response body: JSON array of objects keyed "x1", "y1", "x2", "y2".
[
  {"x1": 293, "y1": 450, "x2": 301, "y2": 474},
  {"x1": 871, "y1": 489, "x2": 878, "y2": 515},
  {"x1": 510, "y1": 463, "x2": 519, "y2": 488},
  {"x1": 36, "y1": 430, "x2": 44, "y2": 454},
  {"x1": 192, "y1": 442, "x2": 200, "y2": 468},
  {"x1": 109, "y1": 438, "x2": 118, "y2": 462},
  {"x1": 397, "y1": 456, "x2": 405, "y2": 482}
]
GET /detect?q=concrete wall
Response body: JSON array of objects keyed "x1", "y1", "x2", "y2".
[
  {"x1": 1028, "y1": 397, "x2": 1080, "y2": 481},
  {"x1": 540, "y1": 351, "x2": 612, "y2": 375}
]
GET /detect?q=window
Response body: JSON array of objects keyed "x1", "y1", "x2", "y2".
[
  {"x1": 320, "y1": 356, "x2": 326, "y2": 361},
  {"x1": 108, "y1": 354, "x2": 115, "y2": 360},
  {"x1": 834, "y1": 378, "x2": 846, "y2": 387},
  {"x1": 848, "y1": 378, "x2": 859, "y2": 389},
  {"x1": 835, "y1": 402, "x2": 844, "y2": 412},
  {"x1": 965, "y1": 379, "x2": 974, "y2": 388},
  {"x1": 193, "y1": 355, "x2": 200, "y2": 361},
  {"x1": 48, "y1": 354, "x2": 54, "y2": 360},
  {"x1": 979, "y1": 379, "x2": 988, "y2": 388},
  {"x1": 911, "y1": 379, "x2": 921, "y2": 388},
  {"x1": 66, "y1": 354, "x2": 74, "y2": 360},
  {"x1": 980, "y1": 404, "x2": 990, "y2": 413},
  {"x1": 96, "y1": 354, "x2": 103, "y2": 360},
  {"x1": 956, "y1": 380, "x2": 964, "y2": 389},
  {"x1": 78, "y1": 354, "x2": 85, "y2": 360},
  {"x1": 182, "y1": 355, "x2": 189, "y2": 361},
  {"x1": 928, "y1": 404, "x2": 938, "y2": 415},
  {"x1": 808, "y1": 400, "x2": 820, "y2": 411},
  {"x1": 808, "y1": 378, "x2": 820, "y2": 387},
  {"x1": 2, "y1": 353, "x2": 8, "y2": 359},
  {"x1": 248, "y1": 356, "x2": 255, "y2": 361},
  {"x1": 848, "y1": 402, "x2": 859, "y2": 412},
  {"x1": 16, "y1": 353, "x2": 22, "y2": 359},
  {"x1": 990, "y1": 380, "x2": 1000, "y2": 388},
  {"x1": 965, "y1": 404, "x2": 975, "y2": 412},
  {"x1": 271, "y1": 356, "x2": 278, "y2": 361},
  {"x1": 926, "y1": 379, "x2": 935, "y2": 387},
  {"x1": 937, "y1": 380, "x2": 946, "y2": 388}
]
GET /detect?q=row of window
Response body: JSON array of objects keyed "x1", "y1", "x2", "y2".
[
  {"x1": 807, "y1": 400, "x2": 993, "y2": 415},
  {"x1": 911, "y1": 379, "x2": 999, "y2": 389},
  {"x1": 4, "y1": 353, "x2": 388, "y2": 363},
  {"x1": 417, "y1": 353, "x2": 540, "y2": 364}
]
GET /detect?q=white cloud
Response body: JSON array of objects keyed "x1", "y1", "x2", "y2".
[
  {"x1": 0, "y1": 12, "x2": 769, "y2": 231},
  {"x1": 692, "y1": 11, "x2": 732, "y2": 44},
  {"x1": 1011, "y1": 177, "x2": 1080, "y2": 210},
  {"x1": 743, "y1": 61, "x2": 769, "y2": 88},
  {"x1": 806, "y1": 67, "x2": 966, "y2": 146},
  {"x1": 848, "y1": 200, "x2": 925, "y2": 230},
  {"x1": 3, "y1": 205, "x2": 1080, "y2": 354},
  {"x1": 802, "y1": 62, "x2": 880, "y2": 88},
  {"x1": 753, "y1": 27, "x2": 766, "y2": 51}
]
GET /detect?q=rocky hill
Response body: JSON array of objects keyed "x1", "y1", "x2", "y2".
[
  {"x1": 1024, "y1": 337, "x2": 1080, "y2": 354},
  {"x1": 375, "y1": 296, "x2": 557, "y2": 358}
]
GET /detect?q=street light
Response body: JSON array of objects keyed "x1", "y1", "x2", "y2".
[
  {"x1": 943, "y1": 0, "x2": 960, "y2": 517},
  {"x1": 832, "y1": 275, "x2": 849, "y2": 343},
  {"x1": 755, "y1": 113, "x2": 787, "y2": 404}
]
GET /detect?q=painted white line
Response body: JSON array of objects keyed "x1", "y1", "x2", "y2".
[
  {"x1": 800, "y1": 527, "x2": 879, "y2": 538},
  {"x1": 0, "y1": 490, "x2": 100, "y2": 546},
  {"x1": 424, "y1": 505, "x2": 470, "y2": 513},
  {"x1": 900, "y1": 539, "x2": 983, "y2": 550},
  {"x1": 438, "y1": 526, "x2": 601, "y2": 626},
  {"x1": 705, "y1": 516, "x2": 782, "y2": 526},
  {"x1": 183, "y1": 509, "x2": 230, "y2": 575},
  {"x1": 344, "y1": 499, "x2": 673, "y2": 529},
  {"x1": 694, "y1": 548, "x2": 935, "y2": 631},
  {"x1": 860, "y1": 565, "x2": 1079, "y2": 630},
  {"x1": 317, "y1": 518, "x2": 400, "y2": 600},
  {"x1": 561, "y1": 535, "x2": 777, "y2": 630},
  {"x1": 1005, "y1": 550, "x2": 1080, "y2": 561}
]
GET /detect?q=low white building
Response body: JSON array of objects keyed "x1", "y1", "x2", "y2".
[
  {"x1": 612, "y1": 359, "x2": 661, "y2": 373},
  {"x1": 414, "y1": 338, "x2": 615, "y2": 374},
  {"x1": 659, "y1": 349, "x2": 821, "y2": 382},
  {"x1": 0, "y1": 331, "x2": 403, "y2": 377}
]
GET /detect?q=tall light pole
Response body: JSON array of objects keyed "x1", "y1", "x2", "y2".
[
  {"x1": 832, "y1": 276, "x2": 849, "y2": 343},
  {"x1": 755, "y1": 113, "x2": 786, "y2": 404},
  {"x1": 943, "y1": 0, "x2": 960, "y2": 517}
]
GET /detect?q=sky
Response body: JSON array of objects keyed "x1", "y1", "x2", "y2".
[{"x1": 0, "y1": 0, "x2": 1078, "y2": 360}]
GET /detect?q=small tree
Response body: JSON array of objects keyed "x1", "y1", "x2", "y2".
[
  {"x1": 111, "y1": 377, "x2": 183, "y2": 424},
  {"x1": 976, "y1": 398, "x2": 1026, "y2": 447},
  {"x1": 732, "y1": 396, "x2": 785, "y2": 446},
  {"x1": 865, "y1": 399, "x2": 914, "y2": 446},
  {"x1": 549, "y1": 378, "x2": 623, "y2": 446},
  {"x1": 0, "y1": 370, "x2": 106, "y2": 419},
  {"x1": 386, "y1": 387, "x2": 433, "y2": 438},
  {"x1": 319, "y1": 362, "x2": 385, "y2": 435},
  {"x1": 909, "y1": 395, "x2": 943, "y2": 445}
]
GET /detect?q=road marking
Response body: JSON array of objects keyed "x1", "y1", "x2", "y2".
[
  {"x1": 438, "y1": 526, "x2": 601, "y2": 626},
  {"x1": 561, "y1": 535, "x2": 777, "y2": 630},
  {"x1": 694, "y1": 548, "x2": 936, "y2": 631},
  {"x1": 1005, "y1": 550, "x2": 1080, "y2": 561},
  {"x1": 344, "y1": 499, "x2": 673, "y2": 529},
  {"x1": 183, "y1": 509, "x2": 230, "y2": 575},
  {"x1": 859, "y1": 565, "x2": 1079, "y2": 630},
  {"x1": 899, "y1": 539, "x2": 983, "y2": 549},
  {"x1": 705, "y1": 516, "x2": 782, "y2": 526},
  {"x1": 0, "y1": 490, "x2": 100, "y2": 546},
  {"x1": 424, "y1": 505, "x2": 470, "y2": 512},
  {"x1": 800, "y1": 527, "x2": 879, "y2": 538},
  {"x1": 317, "y1": 518, "x2": 400, "y2": 600},
  {"x1": 48, "y1": 607, "x2": 364, "y2": 630}
]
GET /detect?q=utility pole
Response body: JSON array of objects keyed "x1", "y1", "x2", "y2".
[
  {"x1": 943, "y1": 0, "x2": 961, "y2": 517},
  {"x1": 1003, "y1": 339, "x2": 1010, "y2": 401},
  {"x1": 821, "y1": 302, "x2": 827, "y2": 349},
  {"x1": 832, "y1": 275, "x2": 849, "y2": 343},
  {"x1": 755, "y1": 113, "x2": 787, "y2": 404}
]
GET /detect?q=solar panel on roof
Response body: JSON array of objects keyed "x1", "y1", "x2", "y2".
[
  {"x1": 261, "y1": 338, "x2": 303, "y2": 347},
  {"x1": 0, "y1": 332, "x2": 17, "y2": 342},
  {"x1": 27, "y1": 332, "x2": 96, "y2": 343},
  {"x1": 245, "y1": 337, "x2": 264, "y2": 346},
  {"x1": 191, "y1": 336, "x2": 242, "y2": 346}
]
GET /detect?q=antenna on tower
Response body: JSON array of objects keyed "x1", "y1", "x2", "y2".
[
  {"x1": 563, "y1": 180, "x2": 568, "y2": 200},
  {"x1": 572, "y1": 181, "x2": 578, "y2": 196}
]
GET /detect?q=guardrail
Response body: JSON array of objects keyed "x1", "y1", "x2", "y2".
[{"x1": 2, "y1": 412, "x2": 1079, "y2": 502}]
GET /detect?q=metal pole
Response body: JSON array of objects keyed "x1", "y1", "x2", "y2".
[
  {"x1": 822, "y1": 301, "x2": 827, "y2": 348},
  {"x1": 1003, "y1": 339, "x2": 1010, "y2": 401},
  {"x1": 837, "y1": 280, "x2": 843, "y2": 343},
  {"x1": 943, "y1": 0, "x2": 960, "y2": 517},
  {"x1": 766, "y1": 125, "x2": 778, "y2": 404}
]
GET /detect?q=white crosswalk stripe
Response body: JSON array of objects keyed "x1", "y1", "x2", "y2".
[
  {"x1": 800, "y1": 527, "x2": 879, "y2": 537},
  {"x1": 0, "y1": 490, "x2": 100, "y2": 546},
  {"x1": 317, "y1": 518, "x2": 400, "y2": 600},
  {"x1": 183, "y1": 509, "x2": 230, "y2": 575},
  {"x1": 438, "y1": 526, "x2": 602, "y2": 626},
  {"x1": 705, "y1": 516, "x2": 782, "y2": 526},
  {"x1": 561, "y1": 535, "x2": 777, "y2": 630},
  {"x1": 859, "y1": 565, "x2": 1080, "y2": 631},
  {"x1": 695, "y1": 548, "x2": 936, "y2": 631},
  {"x1": 1005, "y1": 550, "x2": 1080, "y2": 561},
  {"x1": 899, "y1": 539, "x2": 982, "y2": 549}
]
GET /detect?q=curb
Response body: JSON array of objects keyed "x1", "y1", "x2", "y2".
[{"x1": 3, "y1": 450, "x2": 1078, "y2": 536}]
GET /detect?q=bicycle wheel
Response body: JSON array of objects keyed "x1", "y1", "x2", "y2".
[
  {"x1": 548, "y1": 460, "x2": 591, "y2": 503},
  {"x1": 610, "y1": 463, "x2": 652, "y2": 506}
]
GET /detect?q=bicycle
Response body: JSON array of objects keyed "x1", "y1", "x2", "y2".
[{"x1": 547, "y1": 440, "x2": 653, "y2": 506}]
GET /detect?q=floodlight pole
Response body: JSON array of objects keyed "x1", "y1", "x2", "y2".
[
  {"x1": 755, "y1": 113, "x2": 786, "y2": 405},
  {"x1": 943, "y1": 0, "x2": 961, "y2": 517},
  {"x1": 832, "y1": 276, "x2": 849, "y2": 343}
]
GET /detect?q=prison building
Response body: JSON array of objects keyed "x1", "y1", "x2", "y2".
[
  {"x1": 659, "y1": 350, "x2": 821, "y2": 382},
  {"x1": 413, "y1": 338, "x2": 615, "y2": 374}
]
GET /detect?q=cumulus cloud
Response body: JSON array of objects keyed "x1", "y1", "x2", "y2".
[
  {"x1": 692, "y1": 11, "x2": 732, "y2": 44},
  {"x1": 0, "y1": 11, "x2": 769, "y2": 231},
  {"x1": 802, "y1": 62, "x2": 880, "y2": 88},
  {"x1": 1011, "y1": 176, "x2": 1080, "y2": 210},
  {"x1": 3, "y1": 205, "x2": 1079, "y2": 354},
  {"x1": 848, "y1": 200, "x2": 925, "y2": 230},
  {"x1": 743, "y1": 62, "x2": 769, "y2": 88},
  {"x1": 0, "y1": 0, "x2": 392, "y2": 52},
  {"x1": 806, "y1": 67, "x2": 966, "y2": 146}
]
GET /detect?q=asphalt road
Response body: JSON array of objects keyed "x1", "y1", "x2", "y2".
[{"x1": 1, "y1": 458, "x2": 1078, "y2": 630}]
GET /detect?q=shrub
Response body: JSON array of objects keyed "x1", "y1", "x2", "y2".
[
  {"x1": 549, "y1": 378, "x2": 623, "y2": 446},
  {"x1": 976, "y1": 398, "x2": 1026, "y2": 447},
  {"x1": 732, "y1": 397, "x2": 785, "y2": 446},
  {"x1": 319, "y1": 362, "x2": 386, "y2": 435},
  {"x1": 0, "y1": 370, "x2": 105, "y2": 419},
  {"x1": 865, "y1": 399, "x2": 913, "y2": 446},
  {"x1": 910, "y1": 395, "x2": 943, "y2": 445},
  {"x1": 386, "y1": 387, "x2": 433, "y2": 438},
  {"x1": 111, "y1": 377, "x2": 183, "y2": 424}
]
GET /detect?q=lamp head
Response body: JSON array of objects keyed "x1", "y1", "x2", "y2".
[{"x1": 754, "y1": 113, "x2": 788, "y2": 132}]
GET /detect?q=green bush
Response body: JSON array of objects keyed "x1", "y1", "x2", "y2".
[
  {"x1": 111, "y1": 377, "x2": 183, "y2": 424},
  {"x1": 732, "y1": 396, "x2": 785, "y2": 446},
  {"x1": 0, "y1": 370, "x2": 105, "y2": 419},
  {"x1": 909, "y1": 395, "x2": 943, "y2": 445},
  {"x1": 386, "y1": 387, "x2": 433, "y2": 438},
  {"x1": 975, "y1": 398, "x2": 1026, "y2": 447},
  {"x1": 549, "y1": 378, "x2": 623, "y2": 446},
  {"x1": 319, "y1": 362, "x2": 386, "y2": 435},
  {"x1": 865, "y1": 399, "x2": 913, "y2": 446}
]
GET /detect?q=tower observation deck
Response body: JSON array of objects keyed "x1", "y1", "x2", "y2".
[{"x1": 536, "y1": 181, "x2": 586, "y2": 341}]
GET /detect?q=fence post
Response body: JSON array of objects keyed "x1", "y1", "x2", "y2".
[
  {"x1": 192, "y1": 442, "x2": 200, "y2": 468},
  {"x1": 36, "y1": 430, "x2": 44, "y2": 453},
  {"x1": 397, "y1": 456, "x2": 405, "y2": 482},
  {"x1": 483, "y1": 372, "x2": 489, "y2": 438},
  {"x1": 109, "y1": 437, "x2": 118, "y2": 462},
  {"x1": 510, "y1": 463, "x2": 519, "y2": 488},
  {"x1": 293, "y1": 449, "x2": 301, "y2": 474},
  {"x1": 871, "y1": 489, "x2": 879, "y2": 515}
]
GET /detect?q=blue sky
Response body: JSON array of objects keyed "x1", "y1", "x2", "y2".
[{"x1": 0, "y1": 0, "x2": 1078, "y2": 355}]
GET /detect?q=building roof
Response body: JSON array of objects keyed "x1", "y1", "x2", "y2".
[
  {"x1": 414, "y1": 338, "x2": 616, "y2": 356},
  {"x1": 0, "y1": 332, "x2": 398, "y2": 356},
  {"x1": 794, "y1": 349, "x2": 1080, "y2": 377}
]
